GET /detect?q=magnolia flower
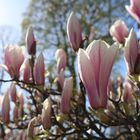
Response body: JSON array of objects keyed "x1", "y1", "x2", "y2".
[
  {"x1": 23, "y1": 59, "x2": 32, "y2": 83},
  {"x1": 55, "y1": 49, "x2": 67, "y2": 73},
  {"x1": 9, "y1": 83, "x2": 17, "y2": 103},
  {"x1": 67, "y1": 12, "x2": 82, "y2": 52},
  {"x1": 60, "y1": 77, "x2": 73, "y2": 114},
  {"x1": 18, "y1": 93, "x2": 24, "y2": 117},
  {"x1": 41, "y1": 97, "x2": 52, "y2": 129},
  {"x1": 13, "y1": 105, "x2": 18, "y2": 121},
  {"x1": 124, "y1": 29, "x2": 139, "y2": 74},
  {"x1": 26, "y1": 26, "x2": 36, "y2": 55},
  {"x1": 57, "y1": 68, "x2": 65, "y2": 89},
  {"x1": 34, "y1": 53, "x2": 45, "y2": 85},
  {"x1": 125, "y1": 0, "x2": 140, "y2": 24},
  {"x1": 2, "y1": 92, "x2": 10, "y2": 123},
  {"x1": 4, "y1": 45, "x2": 25, "y2": 79},
  {"x1": 110, "y1": 19, "x2": 129, "y2": 44},
  {"x1": 78, "y1": 40, "x2": 118, "y2": 109}
]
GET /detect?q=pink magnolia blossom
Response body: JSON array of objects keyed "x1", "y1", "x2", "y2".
[
  {"x1": 2, "y1": 92, "x2": 10, "y2": 123},
  {"x1": 26, "y1": 26, "x2": 36, "y2": 55},
  {"x1": 125, "y1": 0, "x2": 140, "y2": 24},
  {"x1": 23, "y1": 59, "x2": 32, "y2": 83},
  {"x1": 9, "y1": 83, "x2": 17, "y2": 103},
  {"x1": 124, "y1": 29, "x2": 139, "y2": 74},
  {"x1": 60, "y1": 77, "x2": 73, "y2": 114},
  {"x1": 110, "y1": 19, "x2": 129, "y2": 44},
  {"x1": 13, "y1": 105, "x2": 18, "y2": 121},
  {"x1": 78, "y1": 40, "x2": 118, "y2": 109},
  {"x1": 41, "y1": 97, "x2": 52, "y2": 129},
  {"x1": 4, "y1": 45, "x2": 25, "y2": 79},
  {"x1": 67, "y1": 12, "x2": 82, "y2": 52},
  {"x1": 34, "y1": 53, "x2": 45, "y2": 85},
  {"x1": 57, "y1": 68, "x2": 65, "y2": 89},
  {"x1": 55, "y1": 49, "x2": 67, "y2": 73},
  {"x1": 18, "y1": 93, "x2": 24, "y2": 117}
]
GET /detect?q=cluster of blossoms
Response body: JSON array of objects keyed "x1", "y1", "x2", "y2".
[
  {"x1": 1, "y1": 0, "x2": 140, "y2": 139},
  {"x1": 0, "y1": 20, "x2": 74, "y2": 139}
]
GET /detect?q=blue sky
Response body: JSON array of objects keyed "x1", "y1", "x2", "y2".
[{"x1": 0, "y1": 0, "x2": 29, "y2": 42}]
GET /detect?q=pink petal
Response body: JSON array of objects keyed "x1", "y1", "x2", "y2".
[
  {"x1": 86, "y1": 40, "x2": 118, "y2": 108},
  {"x1": 110, "y1": 20, "x2": 129, "y2": 43},
  {"x1": 26, "y1": 26, "x2": 36, "y2": 55},
  {"x1": 124, "y1": 28, "x2": 139, "y2": 74},
  {"x1": 9, "y1": 83, "x2": 17, "y2": 103},
  {"x1": 42, "y1": 97, "x2": 52, "y2": 129},
  {"x1": 86, "y1": 40, "x2": 106, "y2": 93},
  {"x1": 18, "y1": 93, "x2": 24, "y2": 117},
  {"x1": 125, "y1": 5, "x2": 140, "y2": 24},
  {"x1": 57, "y1": 68, "x2": 64, "y2": 89},
  {"x1": 60, "y1": 77, "x2": 73, "y2": 114},
  {"x1": 13, "y1": 105, "x2": 18, "y2": 121},
  {"x1": 78, "y1": 48, "x2": 100, "y2": 109},
  {"x1": 34, "y1": 53, "x2": 45, "y2": 85},
  {"x1": 55, "y1": 49, "x2": 67, "y2": 73},
  {"x1": 2, "y1": 92, "x2": 10, "y2": 123},
  {"x1": 99, "y1": 43, "x2": 118, "y2": 107},
  {"x1": 23, "y1": 59, "x2": 31, "y2": 83},
  {"x1": 55, "y1": 49, "x2": 66, "y2": 60},
  {"x1": 67, "y1": 12, "x2": 82, "y2": 52},
  {"x1": 56, "y1": 56, "x2": 67, "y2": 73},
  {"x1": 4, "y1": 45, "x2": 25, "y2": 79}
]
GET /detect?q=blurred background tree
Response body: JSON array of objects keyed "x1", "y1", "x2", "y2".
[{"x1": 21, "y1": 0, "x2": 132, "y2": 88}]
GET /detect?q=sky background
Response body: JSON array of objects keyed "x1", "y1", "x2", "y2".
[{"x1": 0, "y1": 0, "x2": 29, "y2": 43}]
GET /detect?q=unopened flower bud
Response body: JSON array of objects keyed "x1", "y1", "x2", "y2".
[
  {"x1": 57, "y1": 68, "x2": 64, "y2": 89},
  {"x1": 34, "y1": 53, "x2": 45, "y2": 85},
  {"x1": 26, "y1": 26, "x2": 36, "y2": 55},
  {"x1": 41, "y1": 97, "x2": 52, "y2": 130},
  {"x1": 2, "y1": 92, "x2": 10, "y2": 124},
  {"x1": 60, "y1": 77, "x2": 73, "y2": 114},
  {"x1": 55, "y1": 49, "x2": 67, "y2": 73},
  {"x1": 67, "y1": 12, "x2": 82, "y2": 52},
  {"x1": 110, "y1": 19, "x2": 129, "y2": 44},
  {"x1": 18, "y1": 93, "x2": 24, "y2": 118},
  {"x1": 23, "y1": 59, "x2": 32, "y2": 83},
  {"x1": 9, "y1": 83, "x2": 17, "y2": 103},
  {"x1": 124, "y1": 29, "x2": 139, "y2": 74},
  {"x1": 13, "y1": 105, "x2": 18, "y2": 122}
]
